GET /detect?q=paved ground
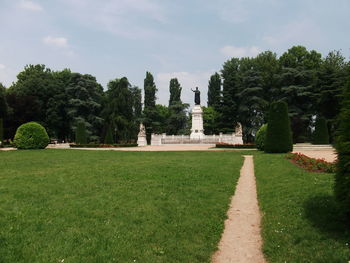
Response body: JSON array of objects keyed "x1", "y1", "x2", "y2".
[{"x1": 212, "y1": 155, "x2": 266, "y2": 263}]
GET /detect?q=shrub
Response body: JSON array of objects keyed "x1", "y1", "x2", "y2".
[
  {"x1": 13, "y1": 122, "x2": 49, "y2": 149},
  {"x1": 104, "y1": 125, "x2": 114, "y2": 144},
  {"x1": 255, "y1": 124, "x2": 267, "y2": 151},
  {"x1": 313, "y1": 116, "x2": 329, "y2": 144},
  {"x1": 215, "y1": 143, "x2": 256, "y2": 149},
  {"x1": 75, "y1": 121, "x2": 87, "y2": 144},
  {"x1": 70, "y1": 143, "x2": 138, "y2": 148},
  {"x1": 265, "y1": 101, "x2": 293, "y2": 153},
  {"x1": 335, "y1": 80, "x2": 350, "y2": 217}
]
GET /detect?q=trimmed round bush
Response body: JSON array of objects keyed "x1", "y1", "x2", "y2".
[
  {"x1": 13, "y1": 122, "x2": 49, "y2": 149},
  {"x1": 313, "y1": 116, "x2": 329, "y2": 144},
  {"x1": 335, "y1": 81, "x2": 350, "y2": 217},
  {"x1": 265, "y1": 101, "x2": 293, "y2": 153},
  {"x1": 255, "y1": 124, "x2": 267, "y2": 151}
]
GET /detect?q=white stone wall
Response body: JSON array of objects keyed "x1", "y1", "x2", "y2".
[{"x1": 150, "y1": 133, "x2": 243, "y2": 145}]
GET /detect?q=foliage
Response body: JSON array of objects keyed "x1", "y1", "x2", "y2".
[
  {"x1": 103, "y1": 77, "x2": 137, "y2": 143},
  {"x1": 169, "y1": 78, "x2": 182, "y2": 106},
  {"x1": 255, "y1": 124, "x2": 267, "y2": 151},
  {"x1": 286, "y1": 153, "x2": 336, "y2": 173},
  {"x1": 215, "y1": 143, "x2": 256, "y2": 148},
  {"x1": 335, "y1": 80, "x2": 350, "y2": 217},
  {"x1": 0, "y1": 150, "x2": 242, "y2": 262},
  {"x1": 104, "y1": 125, "x2": 114, "y2": 144},
  {"x1": 207, "y1": 72, "x2": 221, "y2": 109},
  {"x1": 0, "y1": 118, "x2": 3, "y2": 144},
  {"x1": 13, "y1": 121, "x2": 49, "y2": 149},
  {"x1": 255, "y1": 153, "x2": 350, "y2": 262},
  {"x1": 70, "y1": 143, "x2": 137, "y2": 148},
  {"x1": 203, "y1": 106, "x2": 220, "y2": 134},
  {"x1": 313, "y1": 116, "x2": 329, "y2": 144},
  {"x1": 75, "y1": 121, "x2": 87, "y2": 144},
  {"x1": 143, "y1": 72, "x2": 158, "y2": 143},
  {"x1": 265, "y1": 101, "x2": 293, "y2": 153},
  {"x1": 0, "y1": 83, "x2": 8, "y2": 119}
]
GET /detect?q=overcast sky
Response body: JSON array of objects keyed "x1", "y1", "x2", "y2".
[{"x1": 0, "y1": 0, "x2": 349, "y2": 106}]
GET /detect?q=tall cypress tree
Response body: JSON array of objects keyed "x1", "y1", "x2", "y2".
[
  {"x1": 143, "y1": 72, "x2": 157, "y2": 143},
  {"x1": 169, "y1": 78, "x2": 181, "y2": 106},
  {"x1": 0, "y1": 118, "x2": 3, "y2": 144},
  {"x1": 264, "y1": 101, "x2": 293, "y2": 153},
  {"x1": 335, "y1": 80, "x2": 350, "y2": 217},
  {"x1": 207, "y1": 72, "x2": 221, "y2": 109},
  {"x1": 104, "y1": 125, "x2": 114, "y2": 144}
]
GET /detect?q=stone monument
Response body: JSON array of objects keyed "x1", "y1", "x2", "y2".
[
  {"x1": 137, "y1": 123, "x2": 147, "y2": 146},
  {"x1": 190, "y1": 87, "x2": 205, "y2": 140}
]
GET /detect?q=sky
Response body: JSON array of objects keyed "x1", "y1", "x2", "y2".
[{"x1": 0, "y1": 0, "x2": 349, "y2": 106}]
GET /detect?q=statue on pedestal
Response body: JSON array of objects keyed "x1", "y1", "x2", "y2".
[{"x1": 191, "y1": 87, "x2": 201, "y2": 105}]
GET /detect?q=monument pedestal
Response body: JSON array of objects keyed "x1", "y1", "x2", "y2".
[
  {"x1": 137, "y1": 123, "x2": 147, "y2": 146},
  {"x1": 190, "y1": 105, "x2": 204, "y2": 140}
]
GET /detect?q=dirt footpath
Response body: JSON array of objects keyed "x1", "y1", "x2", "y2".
[{"x1": 212, "y1": 155, "x2": 266, "y2": 263}]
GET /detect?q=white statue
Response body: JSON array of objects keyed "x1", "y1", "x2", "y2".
[
  {"x1": 138, "y1": 123, "x2": 146, "y2": 136},
  {"x1": 235, "y1": 123, "x2": 242, "y2": 136}
]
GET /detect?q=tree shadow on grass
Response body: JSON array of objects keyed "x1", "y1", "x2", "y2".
[{"x1": 304, "y1": 194, "x2": 350, "y2": 240}]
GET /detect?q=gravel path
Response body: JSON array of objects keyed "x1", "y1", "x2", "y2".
[{"x1": 212, "y1": 155, "x2": 266, "y2": 263}]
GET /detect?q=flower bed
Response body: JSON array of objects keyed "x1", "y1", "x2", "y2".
[
  {"x1": 286, "y1": 152, "x2": 336, "y2": 173},
  {"x1": 215, "y1": 143, "x2": 256, "y2": 149},
  {"x1": 70, "y1": 143, "x2": 138, "y2": 148}
]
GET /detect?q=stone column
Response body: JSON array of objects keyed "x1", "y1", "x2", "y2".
[{"x1": 190, "y1": 105, "x2": 205, "y2": 140}]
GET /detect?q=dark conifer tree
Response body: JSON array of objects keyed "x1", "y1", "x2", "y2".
[{"x1": 207, "y1": 72, "x2": 221, "y2": 109}]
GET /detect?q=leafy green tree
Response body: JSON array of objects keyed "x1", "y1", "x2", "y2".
[
  {"x1": 207, "y1": 72, "x2": 221, "y2": 109},
  {"x1": 104, "y1": 125, "x2": 114, "y2": 144},
  {"x1": 313, "y1": 116, "x2": 329, "y2": 144},
  {"x1": 143, "y1": 72, "x2": 158, "y2": 143},
  {"x1": 169, "y1": 78, "x2": 182, "y2": 106},
  {"x1": 0, "y1": 83, "x2": 8, "y2": 119},
  {"x1": 152, "y1": 104, "x2": 170, "y2": 134},
  {"x1": 66, "y1": 73, "x2": 104, "y2": 142},
  {"x1": 166, "y1": 78, "x2": 188, "y2": 134},
  {"x1": 203, "y1": 106, "x2": 220, "y2": 134},
  {"x1": 75, "y1": 121, "x2": 87, "y2": 144},
  {"x1": 14, "y1": 122, "x2": 49, "y2": 149},
  {"x1": 335, "y1": 80, "x2": 350, "y2": 217},
  {"x1": 317, "y1": 51, "x2": 348, "y2": 141},
  {"x1": 220, "y1": 58, "x2": 240, "y2": 132},
  {"x1": 103, "y1": 77, "x2": 135, "y2": 143},
  {"x1": 265, "y1": 101, "x2": 293, "y2": 153},
  {"x1": 0, "y1": 118, "x2": 3, "y2": 144},
  {"x1": 278, "y1": 46, "x2": 322, "y2": 142},
  {"x1": 237, "y1": 59, "x2": 268, "y2": 142}
]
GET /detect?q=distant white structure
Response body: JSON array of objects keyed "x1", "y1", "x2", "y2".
[
  {"x1": 190, "y1": 105, "x2": 204, "y2": 140},
  {"x1": 137, "y1": 123, "x2": 147, "y2": 146}
]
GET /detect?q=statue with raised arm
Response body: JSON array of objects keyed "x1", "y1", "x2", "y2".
[{"x1": 191, "y1": 87, "x2": 201, "y2": 105}]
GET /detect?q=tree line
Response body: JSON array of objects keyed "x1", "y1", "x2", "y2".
[{"x1": 0, "y1": 45, "x2": 349, "y2": 144}]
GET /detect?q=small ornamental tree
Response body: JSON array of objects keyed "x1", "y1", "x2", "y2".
[
  {"x1": 313, "y1": 116, "x2": 329, "y2": 144},
  {"x1": 335, "y1": 80, "x2": 350, "y2": 217},
  {"x1": 255, "y1": 124, "x2": 267, "y2": 151},
  {"x1": 264, "y1": 101, "x2": 293, "y2": 153},
  {"x1": 75, "y1": 121, "x2": 87, "y2": 144},
  {"x1": 104, "y1": 125, "x2": 114, "y2": 144},
  {"x1": 13, "y1": 122, "x2": 49, "y2": 149}
]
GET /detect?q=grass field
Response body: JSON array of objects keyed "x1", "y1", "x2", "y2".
[
  {"x1": 254, "y1": 153, "x2": 350, "y2": 263},
  {"x1": 0, "y1": 150, "x2": 243, "y2": 263}
]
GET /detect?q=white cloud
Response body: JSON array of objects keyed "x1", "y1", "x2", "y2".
[
  {"x1": 156, "y1": 70, "x2": 214, "y2": 106},
  {"x1": 42, "y1": 36, "x2": 68, "y2": 48},
  {"x1": 220, "y1": 45, "x2": 261, "y2": 58},
  {"x1": 262, "y1": 20, "x2": 323, "y2": 51},
  {"x1": 18, "y1": 0, "x2": 43, "y2": 11},
  {"x1": 60, "y1": 0, "x2": 166, "y2": 39}
]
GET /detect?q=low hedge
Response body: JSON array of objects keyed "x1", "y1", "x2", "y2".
[
  {"x1": 70, "y1": 143, "x2": 138, "y2": 148},
  {"x1": 215, "y1": 143, "x2": 256, "y2": 149}
]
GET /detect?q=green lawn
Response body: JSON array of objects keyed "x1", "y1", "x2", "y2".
[
  {"x1": 254, "y1": 153, "x2": 350, "y2": 263},
  {"x1": 0, "y1": 150, "x2": 243, "y2": 263}
]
